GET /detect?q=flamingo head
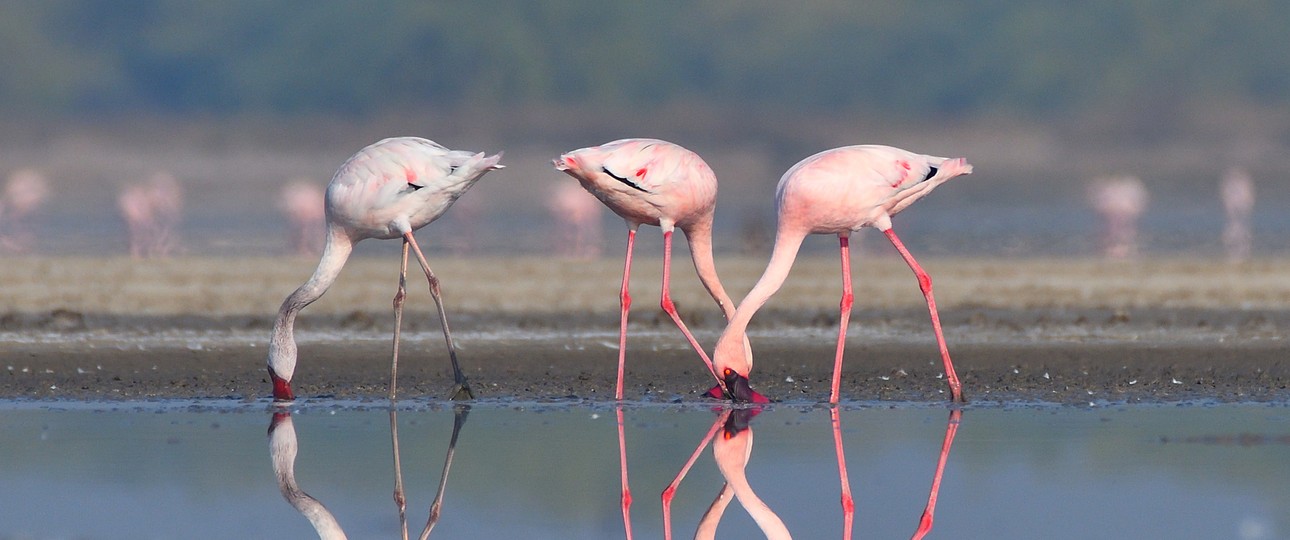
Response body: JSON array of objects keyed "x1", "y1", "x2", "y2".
[{"x1": 706, "y1": 367, "x2": 769, "y2": 404}]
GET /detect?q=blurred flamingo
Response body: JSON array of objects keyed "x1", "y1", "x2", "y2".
[
  {"x1": 547, "y1": 180, "x2": 605, "y2": 258},
  {"x1": 0, "y1": 168, "x2": 49, "y2": 253},
  {"x1": 267, "y1": 137, "x2": 502, "y2": 403},
  {"x1": 554, "y1": 138, "x2": 746, "y2": 400},
  {"x1": 711, "y1": 146, "x2": 972, "y2": 404},
  {"x1": 117, "y1": 172, "x2": 185, "y2": 258},
  {"x1": 1220, "y1": 167, "x2": 1254, "y2": 262},
  {"x1": 278, "y1": 178, "x2": 327, "y2": 256},
  {"x1": 1087, "y1": 175, "x2": 1148, "y2": 259},
  {"x1": 268, "y1": 412, "x2": 348, "y2": 540}
]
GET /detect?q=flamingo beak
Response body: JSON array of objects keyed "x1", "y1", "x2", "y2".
[{"x1": 706, "y1": 369, "x2": 770, "y2": 404}]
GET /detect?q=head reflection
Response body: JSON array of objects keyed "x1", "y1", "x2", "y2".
[
  {"x1": 662, "y1": 407, "x2": 964, "y2": 540},
  {"x1": 663, "y1": 407, "x2": 791, "y2": 540},
  {"x1": 267, "y1": 412, "x2": 348, "y2": 540},
  {"x1": 266, "y1": 406, "x2": 470, "y2": 540}
]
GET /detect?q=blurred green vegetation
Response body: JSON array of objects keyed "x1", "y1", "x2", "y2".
[{"x1": 2, "y1": 1, "x2": 1288, "y2": 119}]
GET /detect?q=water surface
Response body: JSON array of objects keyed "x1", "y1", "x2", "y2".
[{"x1": 1, "y1": 401, "x2": 1286, "y2": 539}]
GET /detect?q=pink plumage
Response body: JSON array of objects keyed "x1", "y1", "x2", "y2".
[{"x1": 712, "y1": 145, "x2": 971, "y2": 403}]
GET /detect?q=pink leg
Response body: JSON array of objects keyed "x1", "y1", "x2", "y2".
[
  {"x1": 883, "y1": 229, "x2": 964, "y2": 402},
  {"x1": 616, "y1": 229, "x2": 637, "y2": 401},
  {"x1": 617, "y1": 406, "x2": 634, "y2": 540},
  {"x1": 832, "y1": 407, "x2": 855, "y2": 540},
  {"x1": 660, "y1": 230, "x2": 720, "y2": 383},
  {"x1": 911, "y1": 409, "x2": 962, "y2": 540},
  {"x1": 662, "y1": 409, "x2": 728, "y2": 540},
  {"x1": 831, "y1": 234, "x2": 855, "y2": 404}
]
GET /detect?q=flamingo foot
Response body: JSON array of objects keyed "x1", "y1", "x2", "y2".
[{"x1": 450, "y1": 381, "x2": 475, "y2": 401}]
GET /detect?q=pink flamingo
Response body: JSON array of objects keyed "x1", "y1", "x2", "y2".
[
  {"x1": 278, "y1": 179, "x2": 327, "y2": 257},
  {"x1": 0, "y1": 168, "x2": 49, "y2": 253},
  {"x1": 1087, "y1": 175, "x2": 1148, "y2": 259},
  {"x1": 117, "y1": 172, "x2": 185, "y2": 258},
  {"x1": 554, "y1": 138, "x2": 745, "y2": 400},
  {"x1": 267, "y1": 137, "x2": 503, "y2": 403},
  {"x1": 710, "y1": 146, "x2": 971, "y2": 404},
  {"x1": 268, "y1": 412, "x2": 349, "y2": 539},
  {"x1": 547, "y1": 180, "x2": 605, "y2": 258},
  {"x1": 1220, "y1": 167, "x2": 1254, "y2": 262}
]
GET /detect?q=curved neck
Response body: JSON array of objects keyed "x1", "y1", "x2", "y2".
[
  {"x1": 724, "y1": 228, "x2": 806, "y2": 342},
  {"x1": 269, "y1": 228, "x2": 353, "y2": 378},
  {"x1": 681, "y1": 218, "x2": 737, "y2": 321}
]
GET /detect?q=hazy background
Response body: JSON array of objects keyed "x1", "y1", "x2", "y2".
[{"x1": 2, "y1": 1, "x2": 1288, "y2": 257}]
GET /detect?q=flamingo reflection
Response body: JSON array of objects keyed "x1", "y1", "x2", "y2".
[
  {"x1": 663, "y1": 407, "x2": 790, "y2": 539},
  {"x1": 267, "y1": 406, "x2": 470, "y2": 540},
  {"x1": 267, "y1": 412, "x2": 348, "y2": 540},
  {"x1": 391, "y1": 404, "x2": 471, "y2": 540}
]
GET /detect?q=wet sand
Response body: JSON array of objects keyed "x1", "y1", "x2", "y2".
[{"x1": 2, "y1": 256, "x2": 1288, "y2": 404}]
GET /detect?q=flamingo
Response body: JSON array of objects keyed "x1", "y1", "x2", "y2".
[
  {"x1": 553, "y1": 138, "x2": 745, "y2": 400},
  {"x1": 267, "y1": 137, "x2": 503, "y2": 403},
  {"x1": 710, "y1": 145, "x2": 972, "y2": 404},
  {"x1": 279, "y1": 178, "x2": 327, "y2": 257},
  {"x1": 0, "y1": 168, "x2": 49, "y2": 253},
  {"x1": 117, "y1": 172, "x2": 184, "y2": 258},
  {"x1": 547, "y1": 180, "x2": 605, "y2": 258},
  {"x1": 1087, "y1": 175, "x2": 1148, "y2": 259},
  {"x1": 268, "y1": 412, "x2": 349, "y2": 540},
  {"x1": 1220, "y1": 167, "x2": 1254, "y2": 262}
]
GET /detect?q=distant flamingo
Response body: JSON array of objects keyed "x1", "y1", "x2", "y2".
[
  {"x1": 710, "y1": 146, "x2": 971, "y2": 404},
  {"x1": 268, "y1": 412, "x2": 348, "y2": 540},
  {"x1": 278, "y1": 178, "x2": 326, "y2": 256},
  {"x1": 117, "y1": 172, "x2": 184, "y2": 258},
  {"x1": 554, "y1": 138, "x2": 745, "y2": 400},
  {"x1": 1220, "y1": 167, "x2": 1254, "y2": 262},
  {"x1": 547, "y1": 180, "x2": 605, "y2": 258},
  {"x1": 1087, "y1": 175, "x2": 1148, "y2": 259},
  {"x1": 0, "y1": 168, "x2": 49, "y2": 253},
  {"x1": 268, "y1": 137, "x2": 503, "y2": 403}
]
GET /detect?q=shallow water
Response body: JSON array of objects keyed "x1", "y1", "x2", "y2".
[{"x1": 1, "y1": 401, "x2": 1287, "y2": 540}]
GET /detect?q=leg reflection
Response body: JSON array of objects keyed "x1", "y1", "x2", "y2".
[
  {"x1": 390, "y1": 404, "x2": 471, "y2": 540},
  {"x1": 910, "y1": 409, "x2": 962, "y2": 540}
]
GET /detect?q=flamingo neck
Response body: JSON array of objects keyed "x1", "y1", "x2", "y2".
[
  {"x1": 681, "y1": 219, "x2": 737, "y2": 321},
  {"x1": 268, "y1": 228, "x2": 353, "y2": 381},
  {"x1": 713, "y1": 229, "x2": 806, "y2": 370}
]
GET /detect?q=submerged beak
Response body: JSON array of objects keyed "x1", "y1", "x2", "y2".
[{"x1": 705, "y1": 369, "x2": 770, "y2": 404}]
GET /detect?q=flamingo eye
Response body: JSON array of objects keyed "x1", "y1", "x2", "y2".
[{"x1": 723, "y1": 368, "x2": 734, "y2": 376}]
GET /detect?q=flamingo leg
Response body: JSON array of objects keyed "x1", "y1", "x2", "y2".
[
  {"x1": 883, "y1": 229, "x2": 965, "y2": 403},
  {"x1": 660, "y1": 230, "x2": 721, "y2": 384},
  {"x1": 662, "y1": 409, "x2": 728, "y2": 540},
  {"x1": 832, "y1": 407, "x2": 855, "y2": 540},
  {"x1": 618, "y1": 406, "x2": 634, "y2": 540},
  {"x1": 831, "y1": 234, "x2": 855, "y2": 404},
  {"x1": 616, "y1": 229, "x2": 637, "y2": 400},
  {"x1": 390, "y1": 239, "x2": 411, "y2": 401},
  {"x1": 911, "y1": 409, "x2": 963, "y2": 540},
  {"x1": 403, "y1": 232, "x2": 473, "y2": 400}
]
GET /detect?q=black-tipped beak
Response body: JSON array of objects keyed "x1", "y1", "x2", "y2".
[{"x1": 723, "y1": 370, "x2": 770, "y2": 404}]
